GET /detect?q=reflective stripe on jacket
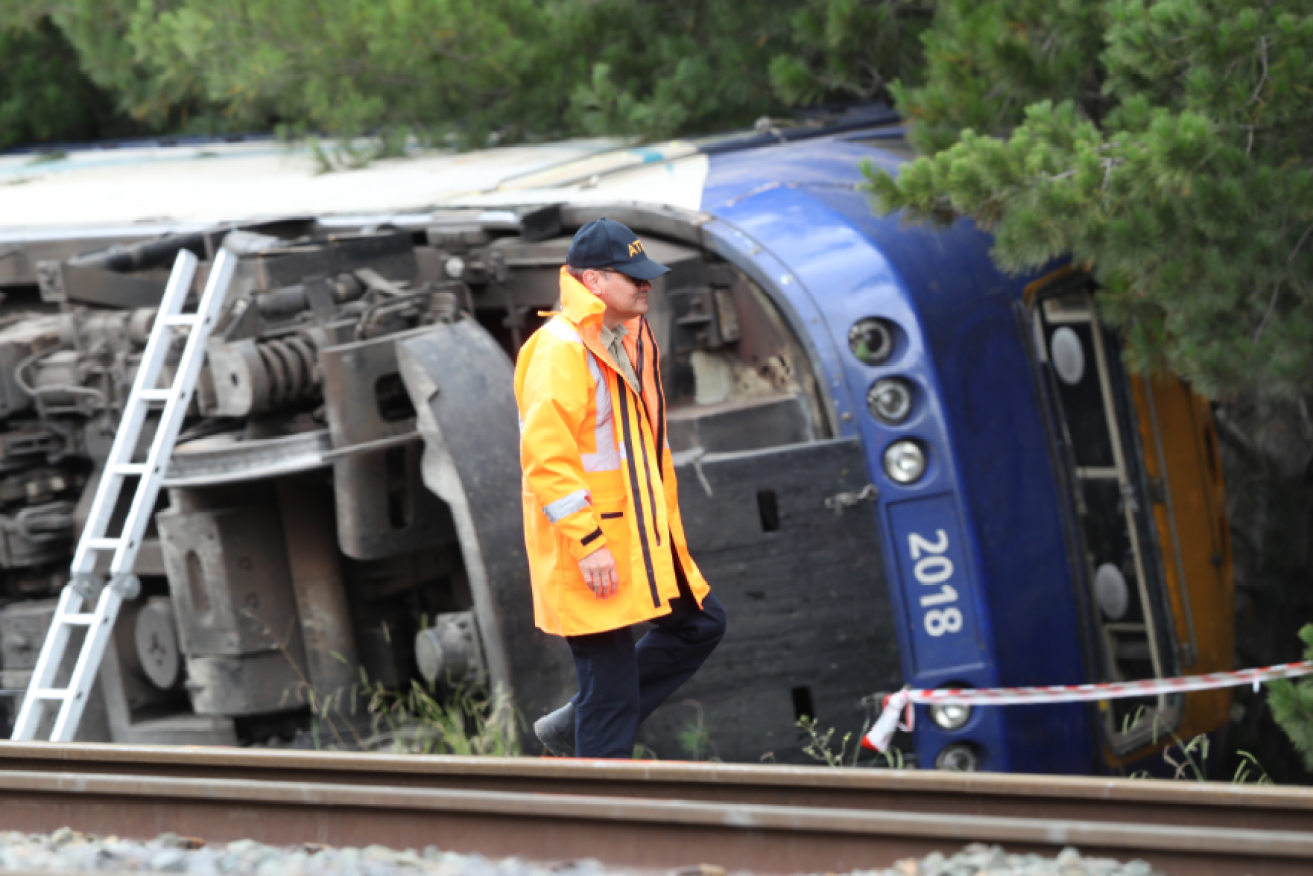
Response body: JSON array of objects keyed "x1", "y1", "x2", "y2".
[{"x1": 514, "y1": 267, "x2": 711, "y2": 636}]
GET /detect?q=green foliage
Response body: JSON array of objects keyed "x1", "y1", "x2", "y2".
[
  {"x1": 361, "y1": 677, "x2": 521, "y2": 756},
  {"x1": 1269, "y1": 625, "x2": 1313, "y2": 772},
  {"x1": 676, "y1": 701, "x2": 720, "y2": 761},
  {"x1": 1121, "y1": 703, "x2": 1272, "y2": 783},
  {"x1": 794, "y1": 715, "x2": 911, "y2": 768},
  {"x1": 3, "y1": 0, "x2": 932, "y2": 149},
  {"x1": 890, "y1": 0, "x2": 1107, "y2": 154},
  {"x1": 132, "y1": 0, "x2": 549, "y2": 143},
  {"x1": 243, "y1": 605, "x2": 518, "y2": 755},
  {"x1": 1231, "y1": 750, "x2": 1273, "y2": 785},
  {"x1": 872, "y1": 1, "x2": 1313, "y2": 398},
  {"x1": 797, "y1": 715, "x2": 863, "y2": 767},
  {"x1": 4, "y1": 2, "x2": 181, "y2": 129},
  {"x1": 0, "y1": 16, "x2": 138, "y2": 149},
  {"x1": 561, "y1": 0, "x2": 798, "y2": 141},
  {"x1": 769, "y1": 0, "x2": 932, "y2": 109}
]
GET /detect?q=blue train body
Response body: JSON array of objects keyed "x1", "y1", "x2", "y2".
[{"x1": 695, "y1": 129, "x2": 1092, "y2": 772}]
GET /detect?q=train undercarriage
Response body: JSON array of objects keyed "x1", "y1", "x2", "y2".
[{"x1": 0, "y1": 205, "x2": 900, "y2": 761}]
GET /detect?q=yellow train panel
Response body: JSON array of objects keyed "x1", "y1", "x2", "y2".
[{"x1": 1120, "y1": 374, "x2": 1234, "y2": 760}]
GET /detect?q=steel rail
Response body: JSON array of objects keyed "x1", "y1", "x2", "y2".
[
  {"x1": 0, "y1": 742, "x2": 1309, "y2": 835},
  {"x1": 0, "y1": 768, "x2": 1308, "y2": 876}
]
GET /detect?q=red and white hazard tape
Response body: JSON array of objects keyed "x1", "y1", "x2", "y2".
[{"x1": 861, "y1": 660, "x2": 1313, "y2": 753}]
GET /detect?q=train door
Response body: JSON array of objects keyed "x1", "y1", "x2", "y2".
[{"x1": 1027, "y1": 276, "x2": 1186, "y2": 760}]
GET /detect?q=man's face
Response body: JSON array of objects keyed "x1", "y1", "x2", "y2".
[{"x1": 586, "y1": 268, "x2": 652, "y2": 322}]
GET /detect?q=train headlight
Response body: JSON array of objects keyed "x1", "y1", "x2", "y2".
[
  {"x1": 1095, "y1": 562, "x2": 1129, "y2": 620},
  {"x1": 883, "y1": 440, "x2": 926, "y2": 484},
  {"x1": 848, "y1": 318, "x2": 894, "y2": 365},
  {"x1": 868, "y1": 378, "x2": 912, "y2": 424},
  {"x1": 928, "y1": 702, "x2": 972, "y2": 731},
  {"x1": 935, "y1": 743, "x2": 981, "y2": 772}
]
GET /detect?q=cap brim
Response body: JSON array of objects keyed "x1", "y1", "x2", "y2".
[{"x1": 615, "y1": 258, "x2": 670, "y2": 281}]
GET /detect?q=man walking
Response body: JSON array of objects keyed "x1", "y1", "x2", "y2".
[{"x1": 515, "y1": 218, "x2": 727, "y2": 759}]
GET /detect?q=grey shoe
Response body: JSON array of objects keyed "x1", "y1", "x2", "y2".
[{"x1": 534, "y1": 701, "x2": 576, "y2": 757}]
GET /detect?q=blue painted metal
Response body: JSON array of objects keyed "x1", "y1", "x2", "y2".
[{"x1": 697, "y1": 132, "x2": 1093, "y2": 774}]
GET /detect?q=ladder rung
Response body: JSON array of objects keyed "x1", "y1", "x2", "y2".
[
  {"x1": 87, "y1": 538, "x2": 123, "y2": 550},
  {"x1": 113, "y1": 463, "x2": 150, "y2": 476},
  {"x1": 60, "y1": 614, "x2": 97, "y2": 626},
  {"x1": 137, "y1": 389, "x2": 172, "y2": 403},
  {"x1": 34, "y1": 689, "x2": 72, "y2": 700},
  {"x1": 161, "y1": 314, "x2": 197, "y2": 327}
]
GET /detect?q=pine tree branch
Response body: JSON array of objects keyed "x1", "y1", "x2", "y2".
[
  {"x1": 1286, "y1": 221, "x2": 1313, "y2": 267},
  {"x1": 1253, "y1": 286, "x2": 1280, "y2": 343},
  {"x1": 1248, "y1": 36, "x2": 1270, "y2": 106}
]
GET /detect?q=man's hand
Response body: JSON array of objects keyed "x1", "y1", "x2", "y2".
[{"x1": 578, "y1": 546, "x2": 619, "y2": 599}]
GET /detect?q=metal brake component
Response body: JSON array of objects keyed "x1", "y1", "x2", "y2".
[
  {"x1": 824, "y1": 483, "x2": 878, "y2": 516},
  {"x1": 69, "y1": 574, "x2": 103, "y2": 601},
  {"x1": 354, "y1": 267, "x2": 410, "y2": 297},
  {"x1": 109, "y1": 574, "x2": 142, "y2": 601}
]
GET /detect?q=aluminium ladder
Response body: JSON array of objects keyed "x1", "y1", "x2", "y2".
[{"x1": 11, "y1": 247, "x2": 237, "y2": 742}]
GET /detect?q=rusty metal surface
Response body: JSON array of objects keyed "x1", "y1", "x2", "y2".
[
  {"x1": 0, "y1": 768, "x2": 1306, "y2": 876},
  {"x1": 0, "y1": 745, "x2": 1309, "y2": 845},
  {"x1": 274, "y1": 476, "x2": 358, "y2": 701}
]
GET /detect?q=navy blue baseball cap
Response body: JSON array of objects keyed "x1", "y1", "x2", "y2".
[{"x1": 566, "y1": 218, "x2": 670, "y2": 281}]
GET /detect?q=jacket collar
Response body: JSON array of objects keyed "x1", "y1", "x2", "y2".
[
  {"x1": 559, "y1": 267, "x2": 606, "y2": 329},
  {"x1": 557, "y1": 266, "x2": 644, "y2": 365}
]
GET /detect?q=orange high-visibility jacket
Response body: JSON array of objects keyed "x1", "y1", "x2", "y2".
[{"x1": 515, "y1": 268, "x2": 711, "y2": 636}]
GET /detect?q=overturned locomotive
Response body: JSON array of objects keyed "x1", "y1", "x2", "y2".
[{"x1": 0, "y1": 119, "x2": 1233, "y2": 771}]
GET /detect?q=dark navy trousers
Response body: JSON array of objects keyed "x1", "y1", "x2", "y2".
[{"x1": 567, "y1": 590, "x2": 727, "y2": 759}]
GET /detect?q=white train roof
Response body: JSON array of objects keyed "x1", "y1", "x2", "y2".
[{"x1": 0, "y1": 139, "x2": 708, "y2": 235}]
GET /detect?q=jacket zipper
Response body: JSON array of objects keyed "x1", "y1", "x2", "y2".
[
  {"x1": 643, "y1": 318, "x2": 668, "y2": 474},
  {"x1": 615, "y1": 371, "x2": 661, "y2": 608},
  {"x1": 633, "y1": 325, "x2": 662, "y2": 546}
]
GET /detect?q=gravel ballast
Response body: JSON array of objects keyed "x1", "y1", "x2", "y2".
[
  {"x1": 855, "y1": 844, "x2": 1164, "y2": 876},
  {"x1": 0, "y1": 830, "x2": 607, "y2": 875},
  {"x1": 0, "y1": 831, "x2": 1165, "y2": 876}
]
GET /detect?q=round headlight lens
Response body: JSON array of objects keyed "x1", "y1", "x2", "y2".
[
  {"x1": 934, "y1": 743, "x2": 981, "y2": 772},
  {"x1": 928, "y1": 702, "x2": 972, "y2": 731},
  {"x1": 883, "y1": 440, "x2": 926, "y2": 484},
  {"x1": 848, "y1": 318, "x2": 894, "y2": 365},
  {"x1": 867, "y1": 378, "x2": 912, "y2": 424},
  {"x1": 1094, "y1": 562, "x2": 1129, "y2": 620}
]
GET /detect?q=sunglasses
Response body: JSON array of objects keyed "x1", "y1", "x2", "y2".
[{"x1": 599, "y1": 269, "x2": 649, "y2": 288}]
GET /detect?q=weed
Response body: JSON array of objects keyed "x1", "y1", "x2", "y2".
[
  {"x1": 1161, "y1": 732, "x2": 1209, "y2": 782},
  {"x1": 797, "y1": 716, "x2": 857, "y2": 767},
  {"x1": 1121, "y1": 706, "x2": 1273, "y2": 784},
  {"x1": 676, "y1": 700, "x2": 720, "y2": 762},
  {"x1": 362, "y1": 675, "x2": 520, "y2": 756},
  {"x1": 1232, "y1": 750, "x2": 1274, "y2": 785},
  {"x1": 879, "y1": 746, "x2": 906, "y2": 770},
  {"x1": 246, "y1": 607, "x2": 519, "y2": 755},
  {"x1": 793, "y1": 715, "x2": 905, "y2": 768}
]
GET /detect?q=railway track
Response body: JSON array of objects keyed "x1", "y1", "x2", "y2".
[{"x1": 0, "y1": 743, "x2": 1308, "y2": 875}]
